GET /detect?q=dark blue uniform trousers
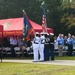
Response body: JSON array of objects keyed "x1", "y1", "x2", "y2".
[
  {"x1": 50, "y1": 48, "x2": 54, "y2": 60},
  {"x1": 44, "y1": 46, "x2": 50, "y2": 61}
]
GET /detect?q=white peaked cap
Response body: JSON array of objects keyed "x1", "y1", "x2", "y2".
[
  {"x1": 43, "y1": 32, "x2": 49, "y2": 35},
  {"x1": 35, "y1": 32, "x2": 39, "y2": 34},
  {"x1": 44, "y1": 32, "x2": 47, "y2": 34},
  {"x1": 40, "y1": 32, "x2": 45, "y2": 34},
  {"x1": 50, "y1": 33, "x2": 54, "y2": 35},
  {"x1": 47, "y1": 33, "x2": 49, "y2": 35}
]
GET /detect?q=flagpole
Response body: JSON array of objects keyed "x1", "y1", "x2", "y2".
[
  {"x1": 41, "y1": 1, "x2": 47, "y2": 33},
  {"x1": 23, "y1": 10, "x2": 26, "y2": 15},
  {"x1": 22, "y1": 10, "x2": 27, "y2": 47}
]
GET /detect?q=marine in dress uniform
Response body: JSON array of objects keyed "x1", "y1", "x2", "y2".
[
  {"x1": 33, "y1": 32, "x2": 40, "y2": 62},
  {"x1": 44, "y1": 33, "x2": 50, "y2": 61},
  {"x1": 39, "y1": 32, "x2": 45, "y2": 61},
  {"x1": 49, "y1": 33, "x2": 54, "y2": 60}
]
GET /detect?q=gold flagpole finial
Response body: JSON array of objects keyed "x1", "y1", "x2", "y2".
[{"x1": 23, "y1": 10, "x2": 26, "y2": 15}]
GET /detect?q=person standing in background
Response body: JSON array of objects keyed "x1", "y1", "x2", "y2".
[
  {"x1": 57, "y1": 34, "x2": 64, "y2": 56},
  {"x1": 54, "y1": 36, "x2": 58, "y2": 51},
  {"x1": 67, "y1": 33, "x2": 74, "y2": 56}
]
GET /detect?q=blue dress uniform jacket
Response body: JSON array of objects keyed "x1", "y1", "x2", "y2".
[
  {"x1": 44, "y1": 37, "x2": 50, "y2": 61},
  {"x1": 49, "y1": 38, "x2": 54, "y2": 60}
]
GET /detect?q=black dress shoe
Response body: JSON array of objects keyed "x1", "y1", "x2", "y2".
[
  {"x1": 51, "y1": 59, "x2": 54, "y2": 61},
  {"x1": 44, "y1": 60, "x2": 48, "y2": 61},
  {"x1": 33, "y1": 61, "x2": 38, "y2": 62},
  {"x1": 39, "y1": 60, "x2": 44, "y2": 62}
]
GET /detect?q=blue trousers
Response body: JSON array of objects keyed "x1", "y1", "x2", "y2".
[
  {"x1": 44, "y1": 47, "x2": 50, "y2": 61},
  {"x1": 50, "y1": 48, "x2": 54, "y2": 60}
]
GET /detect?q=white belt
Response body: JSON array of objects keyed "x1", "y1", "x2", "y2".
[
  {"x1": 50, "y1": 43, "x2": 54, "y2": 44},
  {"x1": 45, "y1": 43, "x2": 49, "y2": 44}
]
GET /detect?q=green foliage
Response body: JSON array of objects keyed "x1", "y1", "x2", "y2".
[
  {"x1": 0, "y1": 0, "x2": 42, "y2": 24},
  {"x1": 60, "y1": 1, "x2": 75, "y2": 34},
  {"x1": 55, "y1": 56, "x2": 75, "y2": 60},
  {"x1": 0, "y1": 0, "x2": 75, "y2": 35}
]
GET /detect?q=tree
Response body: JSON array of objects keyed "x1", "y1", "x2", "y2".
[
  {"x1": 60, "y1": 1, "x2": 75, "y2": 35},
  {"x1": 1, "y1": 0, "x2": 75, "y2": 35}
]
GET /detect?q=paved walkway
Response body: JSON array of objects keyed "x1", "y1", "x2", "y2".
[{"x1": 1, "y1": 59, "x2": 75, "y2": 66}]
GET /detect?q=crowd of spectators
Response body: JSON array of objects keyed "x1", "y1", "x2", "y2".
[
  {"x1": 0, "y1": 33, "x2": 75, "y2": 57},
  {"x1": 54, "y1": 33, "x2": 75, "y2": 56}
]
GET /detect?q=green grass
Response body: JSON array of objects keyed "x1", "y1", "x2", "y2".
[
  {"x1": 0, "y1": 62, "x2": 75, "y2": 75},
  {"x1": 0, "y1": 56, "x2": 75, "y2": 75},
  {"x1": 2, "y1": 56, "x2": 75, "y2": 60},
  {"x1": 55, "y1": 56, "x2": 75, "y2": 60}
]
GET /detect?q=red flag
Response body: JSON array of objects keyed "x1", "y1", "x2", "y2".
[{"x1": 42, "y1": 15, "x2": 47, "y2": 32}]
